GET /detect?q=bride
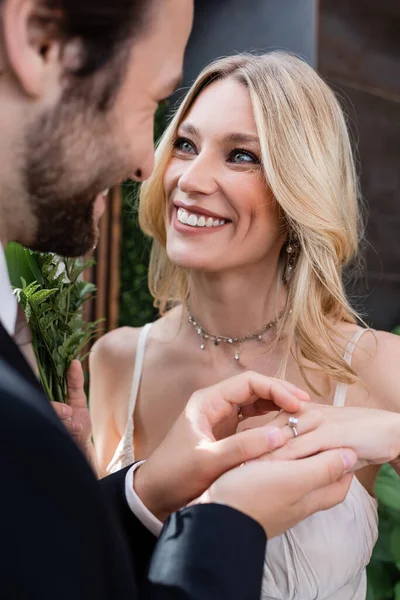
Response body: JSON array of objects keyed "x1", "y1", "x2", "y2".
[{"x1": 89, "y1": 52, "x2": 400, "y2": 599}]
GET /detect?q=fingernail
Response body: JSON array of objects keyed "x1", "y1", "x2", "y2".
[
  {"x1": 266, "y1": 428, "x2": 283, "y2": 450},
  {"x1": 341, "y1": 450, "x2": 357, "y2": 471},
  {"x1": 62, "y1": 405, "x2": 72, "y2": 417}
]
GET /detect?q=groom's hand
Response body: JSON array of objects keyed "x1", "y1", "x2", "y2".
[
  {"x1": 51, "y1": 360, "x2": 98, "y2": 474},
  {"x1": 200, "y1": 449, "x2": 357, "y2": 538},
  {"x1": 134, "y1": 371, "x2": 313, "y2": 521}
]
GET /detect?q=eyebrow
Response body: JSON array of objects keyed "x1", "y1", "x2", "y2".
[{"x1": 179, "y1": 122, "x2": 260, "y2": 146}]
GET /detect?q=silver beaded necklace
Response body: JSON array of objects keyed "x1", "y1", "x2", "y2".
[{"x1": 186, "y1": 301, "x2": 284, "y2": 361}]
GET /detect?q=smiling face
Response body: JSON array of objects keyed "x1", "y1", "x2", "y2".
[{"x1": 163, "y1": 77, "x2": 286, "y2": 273}]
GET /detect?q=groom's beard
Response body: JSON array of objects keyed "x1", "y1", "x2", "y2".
[{"x1": 24, "y1": 90, "x2": 128, "y2": 257}]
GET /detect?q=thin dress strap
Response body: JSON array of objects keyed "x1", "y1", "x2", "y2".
[
  {"x1": 333, "y1": 328, "x2": 371, "y2": 407},
  {"x1": 126, "y1": 322, "x2": 153, "y2": 424},
  {"x1": 106, "y1": 322, "x2": 152, "y2": 473}
]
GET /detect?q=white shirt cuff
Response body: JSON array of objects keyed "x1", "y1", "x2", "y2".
[{"x1": 124, "y1": 461, "x2": 163, "y2": 537}]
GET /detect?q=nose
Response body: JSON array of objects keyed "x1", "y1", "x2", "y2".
[
  {"x1": 132, "y1": 152, "x2": 155, "y2": 182},
  {"x1": 177, "y1": 152, "x2": 217, "y2": 196}
]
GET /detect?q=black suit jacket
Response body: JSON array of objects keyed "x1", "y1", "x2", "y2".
[{"x1": 0, "y1": 321, "x2": 266, "y2": 599}]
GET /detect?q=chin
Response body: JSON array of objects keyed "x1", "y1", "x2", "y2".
[
  {"x1": 32, "y1": 215, "x2": 98, "y2": 257},
  {"x1": 166, "y1": 249, "x2": 218, "y2": 272},
  {"x1": 30, "y1": 232, "x2": 97, "y2": 258},
  {"x1": 30, "y1": 191, "x2": 100, "y2": 257}
]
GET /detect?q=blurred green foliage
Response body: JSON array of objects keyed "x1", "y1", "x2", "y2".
[
  {"x1": 118, "y1": 179, "x2": 157, "y2": 327},
  {"x1": 118, "y1": 102, "x2": 168, "y2": 328},
  {"x1": 367, "y1": 327, "x2": 400, "y2": 600},
  {"x1": 367, "y1": 465, "x2": 400, "y2": 600}
]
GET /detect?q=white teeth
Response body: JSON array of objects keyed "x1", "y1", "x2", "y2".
[
  {"x1": 179, "y1": 209, "x2": 188, "y2": 224},
  {"x1": 177, "y1": 207, "x2": 227, "y2": 228}
]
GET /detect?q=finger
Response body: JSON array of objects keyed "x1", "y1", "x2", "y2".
[
  {"x1": 61, "y1": 419, "x2": 83, "y2": 440},
  {"x1": 210, "y1": 425, "x2": 289, "y2": 472},
  {"x1": 199, "y1": 372, "x2": 307, "y2": 418},
  {"x1": 266, "y1": 427, "x2": 331, "y2": 462},
  {"x1": 255, "y1": 410, "x2": 324, "y2": 461},
  {"x1": 240, "y1": 398, "x2": 297, "y2": 419},
  {"x1": 67, "y1": 360, "x2": 87, "y2": 409},
  {"x1": 51, "y1": 401, "x2": 72, "y2": 421},
  {"x1": 72, "y1": 422, "x2": 83, "y2": 434},
  {"x1": 280, "y1": 409, "x2": 322, "y2": 440},
  {"x1": 295, "y1": 449, "x2": 357, "y2": 495},
  {"x1": 268, "y1": 380, "x2": 310, "y2": 403},
  {"x1": 302, "y1": 473, "x2": 354, "y2": 516}
]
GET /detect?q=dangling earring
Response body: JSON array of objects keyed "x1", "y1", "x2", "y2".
[{"x1": 284, "y1": 234, "x2": 299, "y2": 282}]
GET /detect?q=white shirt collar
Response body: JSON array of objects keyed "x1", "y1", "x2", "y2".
[{"x1": 0, "y1": 242, "x2": 18, "y2": 336}]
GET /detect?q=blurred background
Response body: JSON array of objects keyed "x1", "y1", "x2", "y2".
[{"x1": 89, "y1": 2, "x2": 400, "y2": 597}]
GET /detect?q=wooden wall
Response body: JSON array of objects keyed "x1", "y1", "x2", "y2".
[
  {"x1": 84, "y1": 187, "x2": 122, "y2": 337},
  {"x1": 318, "y1": 0, "x2": 400, "y2": 329}
]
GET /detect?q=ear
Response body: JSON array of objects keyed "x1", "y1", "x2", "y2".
[{"x1": 2, "y1": 0, "x2": 61, "y2": 97}]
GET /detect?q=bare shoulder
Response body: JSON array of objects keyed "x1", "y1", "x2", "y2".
[
  {"x1": 345, "y1": 325, "x2": 400, "y2": 410},
  {"x1": 90, "y1": 326, "x2": 142, "y2": 369},
  {"x1": 350, "y1": 327, "x2": 400, "y2": 369},
  {"x1": 89, "y1": 326, "x2": 145, "y2": 419}
]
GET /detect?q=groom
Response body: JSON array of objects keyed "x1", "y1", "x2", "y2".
[{"x1": 0, "y1": 0, "x2": 356, "y2": 597}]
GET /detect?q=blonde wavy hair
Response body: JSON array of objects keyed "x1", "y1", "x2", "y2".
[{"x1": 139, "y1": 52, "x2": 364, "y2": 391}]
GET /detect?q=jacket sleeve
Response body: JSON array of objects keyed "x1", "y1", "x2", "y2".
[
  {"x1": 100, "y1": 470, "x2": 267, "y2": 600},
  {"x1": 99, "y1": 466, "x2": 158, "y2": 582},
  {"x1": 144, "y1": 503, "x2": 267, "y2": 600}
]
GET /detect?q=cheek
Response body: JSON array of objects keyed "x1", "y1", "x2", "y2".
[{"x1": 163, "y1": 161, "x2": 181, "y2": 198}]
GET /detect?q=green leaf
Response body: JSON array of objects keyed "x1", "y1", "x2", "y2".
[
  {"x1": 77, "y1": 282, "x2": 96, "y2": 298},
  {"x1": 30, "y1": 288, "x2": 58, "y2": 307},
  {"x1": 5, "y1": 242, "x2": 39, "y2": 287},
  {"x1": 22, "y1": 280, "x2": 42, "y2": 295},
  {"x1": 25, "y1": 250, "x2": 44, "y2": 284}
]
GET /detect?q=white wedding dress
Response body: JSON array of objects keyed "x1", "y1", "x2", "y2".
[{"x1": 107, "y1": 323, "x2": 378, "y2": 600}]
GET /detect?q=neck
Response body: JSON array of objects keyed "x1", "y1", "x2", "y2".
[{"x1": 187, "y1": 261, "x2": 287, "y2": 339}]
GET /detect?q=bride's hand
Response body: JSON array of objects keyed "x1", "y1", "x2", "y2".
[
  {"x1": 134, "y1": 371, "x2": 318, "y2": 522},
  {"x1": 51, "y1": 360, "x2": 98, "y2": 474},
  {"x1": 263, "y1": 403, "x2": 400, "y2": 468}
]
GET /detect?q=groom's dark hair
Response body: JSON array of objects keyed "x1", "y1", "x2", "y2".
[
  {"x1": 1, "y1": 0, "x2": 155, "y2": 76},
  {"x1": 54, "y1": 0, "x2": 155, "y2": 75}
]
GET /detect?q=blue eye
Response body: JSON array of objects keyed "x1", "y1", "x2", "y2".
[
  {"x1": 230, "y1": 149, "x2": 260, "y2": 164},
  {"x1": 173, "y1": 137, "x2": 196, "y2": 154}
]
